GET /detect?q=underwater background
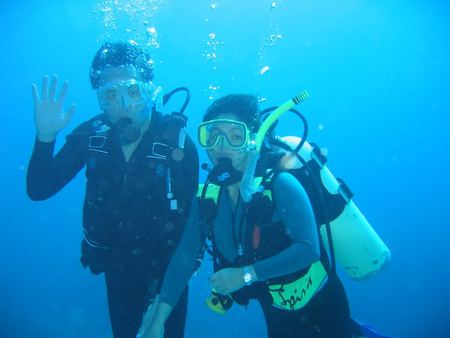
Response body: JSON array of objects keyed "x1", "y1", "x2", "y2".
[{"x1": 1, "y1": 0, "x2": 449, "y2": 337}]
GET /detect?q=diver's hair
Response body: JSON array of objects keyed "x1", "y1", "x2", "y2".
[
  {"x1": 203, "y1": 94, "x2": 261, "y2": 131},
  {"x1": 89, "y1": 41, "x2": 154, "y2": 89}
]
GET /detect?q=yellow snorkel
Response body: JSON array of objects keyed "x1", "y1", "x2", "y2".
[
  {"x1": 255, "y1": 90, "x2": 309, "y2": 151},
  {"x1": 240, "y1": 90, "x2": 310, "y2": 202}
]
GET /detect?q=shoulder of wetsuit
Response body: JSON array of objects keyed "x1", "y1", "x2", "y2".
[
  {"x1": 183, "y1": 132, "x2": 199, "y2": 159},
  {"x1": 267, "y1": 170, "x2": 317, "y2": 226},
  {"x1": 157, "y1": 112, "x2": 190, "y2": 145},
  {"x1": 65, "y1": 113, "x2": 110, "y2": 141}
]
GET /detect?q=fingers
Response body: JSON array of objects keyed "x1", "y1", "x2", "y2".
[
  {"x1": 31, "y1": 83, "x2": 40, "y2": 104},
  {"x1": 210, "y1": 269, "x2": 226, "y2": 285},
  {"x1": 58, "y1": 80, "x2": 70, "y2": 103},
  {"x1": 64, "y1": 103, "x2": 77, "y2": 123},
  {"x1": 211, "y1": 275, "x2": 228, "y2": 295},
  {"x1": 214, "y1": 284, "x2": 229, "y2": 295},
  {"x1": 41, "y1": 75, "x2": 49, "y2": 99},
  {"x1": 210, "y1": 273, "x2": 220, "y2": 286},
  {"x1": 49, "y1": 74, "x2": 58, "y2": 100},
  {"x1": 39, "y1": 74, "x2": 67, "y2": 101}
]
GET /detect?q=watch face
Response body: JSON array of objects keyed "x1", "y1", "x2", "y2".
[{"x1": 243, "y1": 272, "x2": 252, "y2": 284}]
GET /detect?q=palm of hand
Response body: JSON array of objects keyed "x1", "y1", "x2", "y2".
[
  {"x1": 34, "y1": 98, "x2": 68, "y2": 132},
  {"x1": 32, "y1": 74, "x2": 76, "y2": 141}
]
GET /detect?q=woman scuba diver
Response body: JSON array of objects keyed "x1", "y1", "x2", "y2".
[{"x1": 138, "y1": 93, "x2": 370, "y2": 338}]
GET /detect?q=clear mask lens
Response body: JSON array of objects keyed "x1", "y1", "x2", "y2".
[{"x1": 97, "y1": 80, "x2": 152, "y2": 110}]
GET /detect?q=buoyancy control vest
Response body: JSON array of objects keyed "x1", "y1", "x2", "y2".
[
  {"x1": 75, "y1": 112, "x2": 191, "y2": 274},
  {"x1": 198, "y1": 172, "x2": 330, "y2": 311}
]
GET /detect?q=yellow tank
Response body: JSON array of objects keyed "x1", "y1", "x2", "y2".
[{"x1": 277, "y1": 136, "x2": 390, "y2": 280}]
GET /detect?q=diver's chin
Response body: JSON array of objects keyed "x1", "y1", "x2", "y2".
[
  {"x1": 208, "y1": 157, "x2": 243, "y2": 187},
  {"x1": 216, "y1": 154, "x2": 247, "y2": 172},
  {"x1": 114, "y1": 117, "x2": 141, "y2": 146}
]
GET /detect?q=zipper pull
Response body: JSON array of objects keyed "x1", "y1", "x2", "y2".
[
  {"x1": 166, "y1": 168, "x2": 178, "y2": 210},
  {"x1": 237, "y1": 244, "x2": 244, "y2": 257}
]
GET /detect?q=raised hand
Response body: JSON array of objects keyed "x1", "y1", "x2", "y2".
[{"x1": 31, "y1": 74, "x2": 76, "y2": 142}]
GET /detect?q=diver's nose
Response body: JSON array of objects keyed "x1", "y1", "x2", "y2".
[
  {"x1": 120, "y1": 93, "x2": 128, "y2": 109},
  {"x1": 216, "y1": 135, "x2": 227, "y2": 149}
]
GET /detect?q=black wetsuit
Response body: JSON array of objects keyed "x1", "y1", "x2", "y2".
[{"x1": 27, "y1": 112, "x2": 198, "y2": 338}]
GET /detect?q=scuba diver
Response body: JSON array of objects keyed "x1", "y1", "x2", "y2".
[
  {"x1": 26, "y1": 41, "x2": 199, "y2": 338},
  {"x1": 139, "y1": 93, "x2": 393, "y2": 338}
]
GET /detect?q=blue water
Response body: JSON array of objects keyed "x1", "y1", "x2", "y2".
[{"x1": 1, "y1": 0, "x2": 449, "y2": 337}]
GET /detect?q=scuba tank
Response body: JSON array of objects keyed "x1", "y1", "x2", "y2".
[
  {"x1": 241, "y1": 91, "x2": 391, "y2": 279},
  {"x1": 272, "y1": 135, "x2": 391, "y2": 279}
]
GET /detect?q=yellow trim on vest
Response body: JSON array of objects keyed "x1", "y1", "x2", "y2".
[
  {"x1": 198, "y1": 183, "x2": 220, "y2": 204},
  {"x1": 198, "y1": 177, "x2": 265, "y2": 204},
  {"x1": 262, "y1": 189, "x2": 272, "y2": 200},
  {"x1": 268, "y1": 261, "x2": 328, "y2": 311}
]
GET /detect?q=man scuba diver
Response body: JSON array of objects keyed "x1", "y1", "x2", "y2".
[{"x1": 27, "y1": 41, "x2": 199, "y2": 338}]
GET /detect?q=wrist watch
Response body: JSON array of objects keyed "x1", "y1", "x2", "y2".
[{"x1": 242, "y1": 266, "x2": 254, "y2": 286}]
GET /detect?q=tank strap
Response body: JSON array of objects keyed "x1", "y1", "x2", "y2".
[{"x1": 303, "y1": 143, "x2": 338, "y2": 274}]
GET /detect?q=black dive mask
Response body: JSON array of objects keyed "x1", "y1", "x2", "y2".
[
  {"x1": 114, "y1": 117, "x2": 141, "y2": 146},
  {"x1": 207, "y1": 157, "x2": 243, "y2": 186}
]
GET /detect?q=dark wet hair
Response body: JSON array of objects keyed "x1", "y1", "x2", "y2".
[
  {"x1": 203, "y1": 94, "x2": 261, "y2": 131},
  {"x1": 89, "y1": 41, "x2": 154, "y2": 89}
]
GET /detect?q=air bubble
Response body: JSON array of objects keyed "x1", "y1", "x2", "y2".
[{"x1": 259, "y1": 65, "x2": 270, "y2": 75}]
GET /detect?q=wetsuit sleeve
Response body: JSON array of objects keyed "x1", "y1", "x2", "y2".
[
  {"x1": 252, "y1": 171, "x2": 320, "y2": 281},
  {"x1": 159, "y1": 198, "x2": 204, "y2": 307},
  {"x1": 26, "y1": 129, "x2": 86, "y2": 201}
]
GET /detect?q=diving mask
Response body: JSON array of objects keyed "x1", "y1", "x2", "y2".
[
  {"x1": 198, "y1": 119, "x2": 250, "y2": 150},
  {"x1": 97, "y1": 79, "x2": 153, "y2": 110}
]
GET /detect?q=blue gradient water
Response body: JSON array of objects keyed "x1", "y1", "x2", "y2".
[{"x1": 1, "y1": 1, "x2": 449, "y2": 337}]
